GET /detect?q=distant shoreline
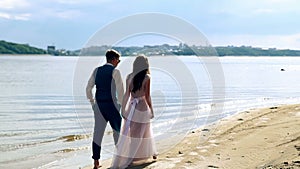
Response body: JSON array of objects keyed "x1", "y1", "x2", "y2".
[{"x1": 2, "y1": 40, "x2": 300, "y2": 56}]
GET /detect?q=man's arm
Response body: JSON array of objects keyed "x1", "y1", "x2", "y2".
[
  {"x1": 86, "y1": 68, "x2": 97, "y2": 103},
  {"x1": 113, "y1": 69, "x2": 124, "y2": 105},
  {"x1": 121, "y1": 75, "x2": 131, "y2": 118}
]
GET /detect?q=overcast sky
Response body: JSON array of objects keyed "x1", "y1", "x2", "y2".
[{"x1": 0, "y1": 0, "x2": 299, "y2": 50}]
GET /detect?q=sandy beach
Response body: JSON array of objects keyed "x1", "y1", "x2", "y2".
[{"x1": 83, "y1": 104, "x2": 300, "y2": 169}]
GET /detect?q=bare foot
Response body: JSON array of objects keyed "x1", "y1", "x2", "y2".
[{"x1": 93, "y1": 160, "x2": 102, "y2": 169}]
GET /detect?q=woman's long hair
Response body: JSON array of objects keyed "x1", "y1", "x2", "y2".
[{"x1": 132, "y1": 55, "x2": 150, "y2": 93}]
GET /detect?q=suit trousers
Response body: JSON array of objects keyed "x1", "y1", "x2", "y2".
[{"x1": 92, "y1": 101, "x2": 121, "y2": 160}]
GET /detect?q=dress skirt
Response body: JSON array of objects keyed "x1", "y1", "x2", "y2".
[{"x1": 111, "y1": 96, "x2": 157, "y2": 169}]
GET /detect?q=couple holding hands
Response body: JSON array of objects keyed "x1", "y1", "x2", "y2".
[{"x1": 86, "y1": 49, "x2": 158, "y2": 169}]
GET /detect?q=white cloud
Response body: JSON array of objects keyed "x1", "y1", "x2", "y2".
[
  {"x1": 55, "y1": 10, "x2": 83, "y2": 19},
  {"x1": 211, "y1": 0, "x2": 300, "y2": 18},
  {"x1": 23, "y1": 1, "x2": 111, "y2": 20},
  {"x1": 0, "y1": 12, "x2": 31, "y2": 20},
  {"x1": 0, "y1": 12, "x2": 10, "y2": 19},
  {"x1": 14, "y1": 13, "x2": 31, "y2": 20},
  {"x1": 253, "y1": 8, "x2": 274, "y2": 15},
  {"x1": 258, "y1": 0, "x2": 300, "y2": 13},
  {"x1": 0, "y1": 0, "x2": 30, "y2": 10},
  {"x1": 54, "y1": 0, "x2": 83, "y2": 5},
  {"x1": 54, "y1": 0, "x2": 111, "y2": 5},
  {"x1": 0, "y1": 0, "x2": 31, "y2": 20},
  {"x1": 261, "y1": 0, "x2": 297, "y2": 4}
]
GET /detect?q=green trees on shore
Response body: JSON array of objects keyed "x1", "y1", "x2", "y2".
[
  {"x1": 0, "y1": 40, "x2": 46, "y2": 54},
  {"x1": 216, "y1": 46, "x2": 300, "y2": 56}
]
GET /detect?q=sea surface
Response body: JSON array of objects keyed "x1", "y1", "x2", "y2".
[{"x1": 0, "y1": 55, "x2": 300, "y2": 169}]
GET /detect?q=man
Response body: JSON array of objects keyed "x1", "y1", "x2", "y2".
[{"x1": 86, "y1": 49, "x2": 124, "y2": 169}]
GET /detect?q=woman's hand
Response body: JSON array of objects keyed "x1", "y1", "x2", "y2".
[
  {"x1": 151, "y1": 114, "x2": 154, "y2": 119},
  {"x1": 121, "y1": 107, "x2": 127, "y2": 120},
  {"x1": 150, "y1": 110, "x2": 154, "y2": 119}
]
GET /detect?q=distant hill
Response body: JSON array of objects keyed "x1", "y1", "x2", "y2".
[
  {"x1": 0, "y1": 40, "x2": 46, "y2": 54},
  {"x1": 216, "y1": 46, "x2": 300, "y2": 56},
  {"x1": 80, "y1": 44, "x2": 300, "y2": 56}
]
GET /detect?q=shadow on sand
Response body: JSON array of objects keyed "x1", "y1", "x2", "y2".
[
  {"x1": 127, "y1": 161, "x2": 156, "y2": 169},
  {"x1": 104, "y1": 160, "x2": 156, "y2": 169}
]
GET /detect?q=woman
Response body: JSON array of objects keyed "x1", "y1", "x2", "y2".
[{"x1": 111, "y1": 55, "x2": 157, "y2": 169}]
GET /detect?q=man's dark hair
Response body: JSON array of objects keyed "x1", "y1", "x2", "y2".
[{"x1": 106, "y1": 49, "x2": 120, "y2": 62}]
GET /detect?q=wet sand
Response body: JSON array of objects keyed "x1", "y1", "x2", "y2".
[{"x1": 83, "y1": 104, "x2": 300, "y2": 169}]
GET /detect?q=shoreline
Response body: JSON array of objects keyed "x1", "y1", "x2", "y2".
[{"x1": 83, "y1": 104, "x2": 300, "y2": 169}]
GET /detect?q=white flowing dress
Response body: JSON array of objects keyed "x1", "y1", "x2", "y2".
[{"x1": 111, "y1": 76, "x2": 157, "y2": 169}]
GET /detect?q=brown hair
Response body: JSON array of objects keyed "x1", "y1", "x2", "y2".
[{"x1": 132, "y1": 55, "x2": 149, "y2": 93}]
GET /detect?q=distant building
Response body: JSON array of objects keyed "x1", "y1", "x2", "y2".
[
  {"x1": 47, "y1": 46, "x2": 56, "y2": 55},
  {"x1": 47, "y1": 46, "x2": 55, "y2": 52}
]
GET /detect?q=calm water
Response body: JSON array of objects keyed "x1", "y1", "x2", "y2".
[{"x1": 0, "y1": 55, "x2": 300, "y2": 169}]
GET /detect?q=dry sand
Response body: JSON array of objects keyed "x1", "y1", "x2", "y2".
[{"x1": 83, "y1": 104, "x2": 300, "y2": 169}]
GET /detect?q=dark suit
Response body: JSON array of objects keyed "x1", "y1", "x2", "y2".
[{"x1": 87, "y1": 64, "x2": 122, "y2": 160}]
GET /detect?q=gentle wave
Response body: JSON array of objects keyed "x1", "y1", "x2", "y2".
[
  {"x1": 53, "y1": 146, "x2": 89, "y2": 153},
  {"x1": 0, "y1": 134, "x2": 91, "y2": 152}
]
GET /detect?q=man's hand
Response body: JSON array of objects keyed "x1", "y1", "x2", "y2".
[{"x1": 89, "y1": 98, "x2": 95, "y2": 105}]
